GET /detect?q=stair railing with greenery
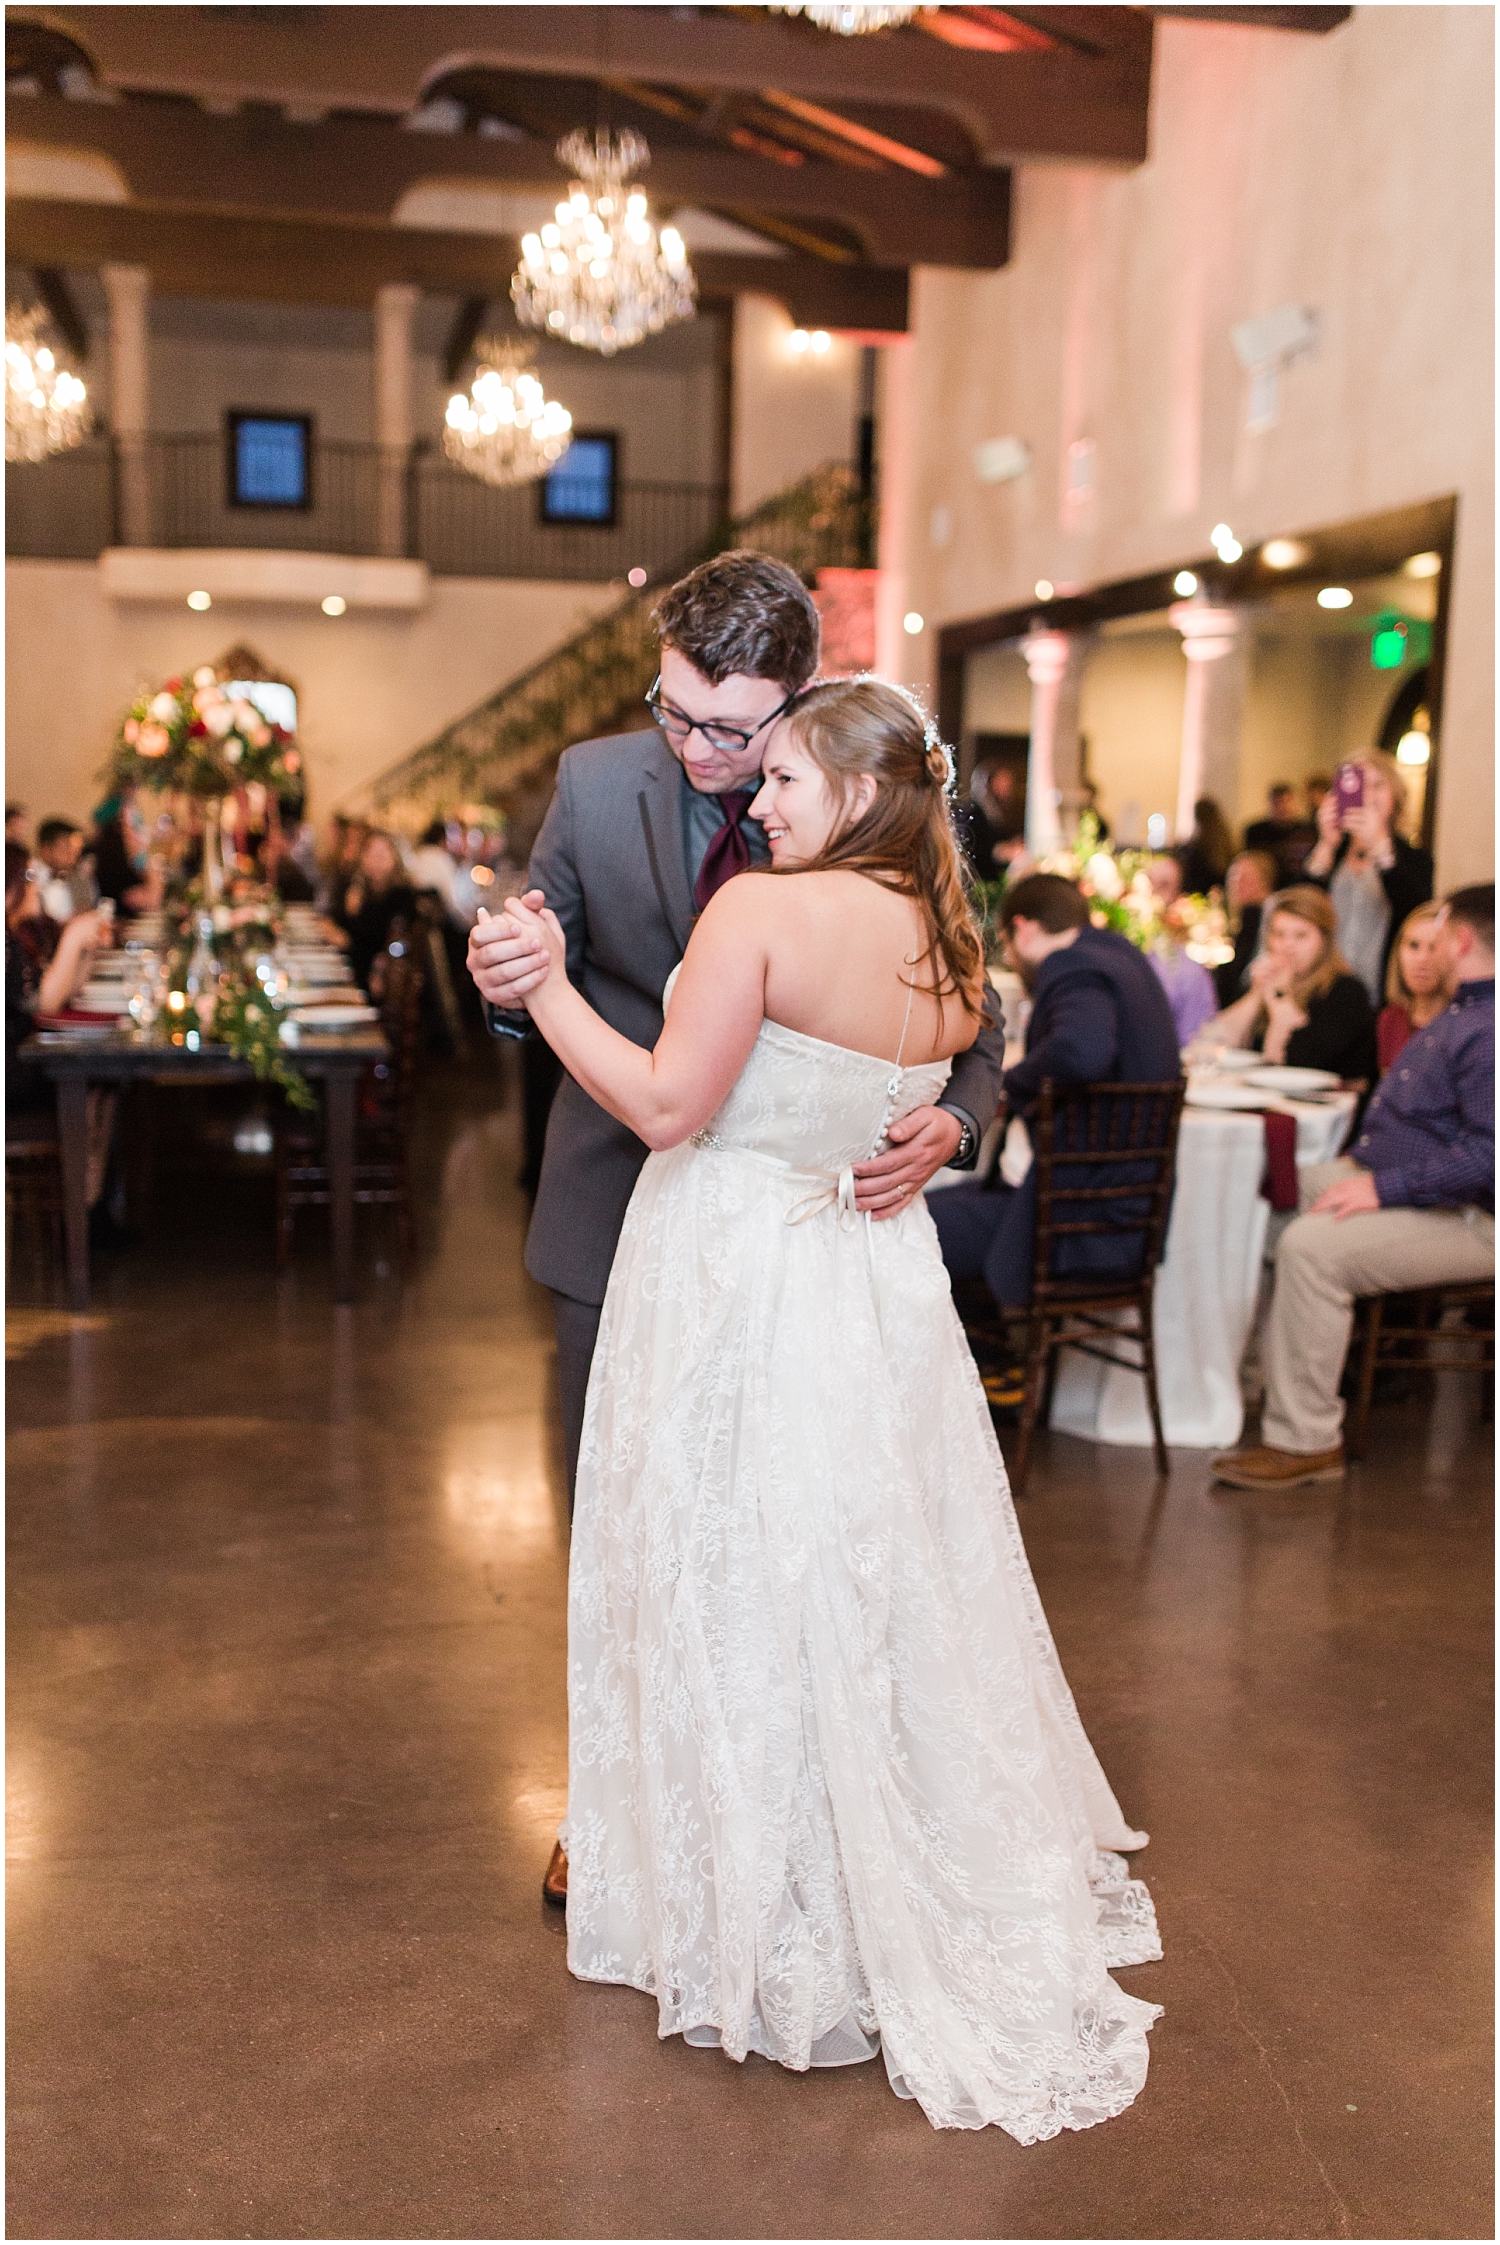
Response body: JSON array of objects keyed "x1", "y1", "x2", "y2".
[{"x1": 362, "y1": 463, "x2": 874, "y2": 821}]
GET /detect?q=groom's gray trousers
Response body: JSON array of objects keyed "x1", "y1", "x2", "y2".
[
  {"x1": 490, "y1": 725, "x2": 1009, "y2": 1515},
  {"x1": 550, "y1": 1292, "x2": 603, "y2": 1515}
]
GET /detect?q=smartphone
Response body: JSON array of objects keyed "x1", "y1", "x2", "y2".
[{"x1": 1334, "y1": 761, "x2": 1365, "y2": 818}]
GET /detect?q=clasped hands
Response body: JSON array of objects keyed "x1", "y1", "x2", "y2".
[{"x1": 466, "y1": 889, "x2": 965, "y2": 1219}]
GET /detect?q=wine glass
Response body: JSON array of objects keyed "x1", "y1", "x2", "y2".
[{"x1": 126, "y1": 949, "x2": 162, "y2": 1034}]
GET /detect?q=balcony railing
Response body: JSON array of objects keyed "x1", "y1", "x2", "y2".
[{"x1": 5, "y1": 433, "x2": 732, "y2": 585}]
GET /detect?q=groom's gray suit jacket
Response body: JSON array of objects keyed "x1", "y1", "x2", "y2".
[{"x1": 508, "y1": 725, "x2": 1009, "y2": 1307}]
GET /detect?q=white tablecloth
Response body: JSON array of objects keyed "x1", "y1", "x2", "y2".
[{"x1": 1048, "y1": 1096, "x2": 1356, "y2": 1449}]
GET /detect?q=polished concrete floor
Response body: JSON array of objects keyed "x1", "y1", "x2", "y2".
[{"x1": 8, "y1": 1054, "x2": 1494, "y2": 2240}]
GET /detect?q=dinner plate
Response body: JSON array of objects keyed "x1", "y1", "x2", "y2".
[
  {"x1": 289, "y1": 1004, "x2": 378, "y2": 1028},
  {"x1": 1242, "y1": 1065, "x2": 1342, "y2": 1096},
  {"x1": 1184, "y1": 1080, "x2": 1276, "y2": 1112},
  {"x1": 75, "y1": 986, "x2": 132, "y2": 1014}
]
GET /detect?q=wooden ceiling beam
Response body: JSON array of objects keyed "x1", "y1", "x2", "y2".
[
  {"x1": 7, "y1": 93, "x2": 1010, "y2": 269},
  {"x1": 37, "y1": 5, "x2": 1155, "y2": 167},
  {"x1": 6, "y1": 197, "x2": 911, "y2": 332}
]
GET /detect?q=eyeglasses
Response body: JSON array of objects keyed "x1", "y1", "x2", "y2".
[{"x1": 645, "y1": 674, "x2": 800, "y2": 758}]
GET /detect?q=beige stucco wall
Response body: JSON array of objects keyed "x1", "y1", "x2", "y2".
[
  {"x1": 892, "y1": 5, "x2": 1493, "y2": 886},
  {"x1": 4, "y1": 561, "x2": 618, "y2": 824},
  {"x1": 732, "y1": 292, "x2": 862, "y2": 516}
]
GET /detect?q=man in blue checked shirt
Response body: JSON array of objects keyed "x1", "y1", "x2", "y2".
[{"x1": 1215, "y1": 883, "x2": 1495, "y2": 1490}]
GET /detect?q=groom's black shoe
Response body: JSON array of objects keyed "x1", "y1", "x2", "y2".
[{"x1": 543, "y1": 1841, "x2": 568, "y2": 1909}]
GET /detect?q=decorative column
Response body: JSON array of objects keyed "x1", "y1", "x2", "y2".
[
  {"x1": 374, "y1": 283, "x2": 419, "y2": 558},
  {"x1": 1020, "y1": 628, "x2": 1093, "y2": 858},
  {"x1": 101, "y1": 264, "x2": 151, "y2": 546},
  {"x1": 1169, "y1": 602, "x2": 1250, "y2": 839},
  {"x1": 872, "y1": 336, "x2": 915, "y2": 684}
]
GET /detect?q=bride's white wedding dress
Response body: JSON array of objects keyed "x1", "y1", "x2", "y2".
[{"x1": 564, "y1": 974, "x2": 1162, "y2": 2140}]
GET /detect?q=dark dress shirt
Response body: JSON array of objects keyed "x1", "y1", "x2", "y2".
[{"x1": 1352, "y1": 979, "x2": 1494, "y2": 1211}]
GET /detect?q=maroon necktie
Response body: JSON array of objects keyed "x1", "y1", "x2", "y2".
[{"x1": 693, "y1": 791, "x2": 755, "y2": 912}]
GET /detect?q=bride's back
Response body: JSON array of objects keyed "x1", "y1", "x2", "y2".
[{"x1": 759, "y1": 868, "x2": 978, "y2": 1068}]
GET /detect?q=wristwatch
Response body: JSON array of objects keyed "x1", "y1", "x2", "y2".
[{"x1": 947, "y1": 1117, "x2": 977, "y2": 1167}]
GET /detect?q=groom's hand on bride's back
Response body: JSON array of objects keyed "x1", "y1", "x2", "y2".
[
  {"x1": 852, "y1": 1105, "x2": 964, "y2": 1220},
  {"x1": 468, "y1": 892, "x2": 551, "y2": 1006}
]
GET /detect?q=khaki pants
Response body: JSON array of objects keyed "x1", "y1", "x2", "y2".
[{"x1": 1261, "y1": 1159, "x2": 1495, "y2": 1453}]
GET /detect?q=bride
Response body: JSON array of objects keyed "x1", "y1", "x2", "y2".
[{"x1": 498, "y1": 677, "x2": 1161, "y2": 2140}]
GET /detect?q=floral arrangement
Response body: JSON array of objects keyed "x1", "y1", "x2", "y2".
[
  {"x1": 993, "y1": 813, "x2": 1233, "y2": 966},
  {"x1": 160, "y1": 890, "x2": 315, "y2": 1109},
  {"x1": 111, "y1": 665, "x2": 301, "y2": 799},
  {"x1": 209, "y1": 965, "x2": 315, "y2": 1111}
]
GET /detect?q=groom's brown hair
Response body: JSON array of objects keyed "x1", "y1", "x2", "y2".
[{"x1": 654, "y1": 549, "x2": 820, "y2": 690}]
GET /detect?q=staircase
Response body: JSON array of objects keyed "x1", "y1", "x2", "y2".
[{"x1": 363, "y1": 464, "x2": 874, "y2": 818}]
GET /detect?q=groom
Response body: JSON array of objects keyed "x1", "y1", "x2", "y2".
[
  {"x1": 469, "y1": 552, "x2": 1007, "y2": 1881},
  {"x1": 470, "y1": 550, "x2": 1010, "y2": 1485}
]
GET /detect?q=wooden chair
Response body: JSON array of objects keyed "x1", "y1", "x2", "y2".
[
  {"x1": 1345, "y1": 1280, "x2": 1495, "y2": 1459},
  {"x1": 275, "y1": 945, "x2": 426, "y2": 1270},
  {"x1": 1012, "y1": 1077, "x2": 1187, "y2": 1495},
  {"x1": 5, "y1": 1109, "x2": 64, "y2": 1269}
]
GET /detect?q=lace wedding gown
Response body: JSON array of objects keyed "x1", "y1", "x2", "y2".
[{"x1": 564, "y1": 978, "x2": 1162, "y2": 2140}]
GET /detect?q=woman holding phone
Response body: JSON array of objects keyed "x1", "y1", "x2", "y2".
[{"x1": 1302, "y1": 748, "x2": 1433, "y2": 1004}]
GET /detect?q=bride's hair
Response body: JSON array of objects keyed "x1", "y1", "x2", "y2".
[{"x1": 778, "y1": 676, "x2": 986, "y2": 1020}]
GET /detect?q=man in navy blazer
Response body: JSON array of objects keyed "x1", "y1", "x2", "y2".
[{"x1": 930, "y1": 872, "x2": 1183, "y2": 1307}]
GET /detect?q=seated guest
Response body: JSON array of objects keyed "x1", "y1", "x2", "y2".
[
  {"x1": 5, "y1": 844, "x2": 112, "y2": 1113},
  {"x1": 336, "y1": 829, "x2": 418, "y2": 992},
  {"x1": 1377, "y1": 901, "x2": 1453, "y2": 1072},
  {"x1": 929, "y1": 873, "x2": 1181, "y2": 1308},
  {"x1": 1176, "y1": 795, "x2": 1233, "y2": 895},
  {"x1": 1213, "y1": 885, "x2": 1494, "y2": 1489},
  {"x1": 1245, "y1": 781, "x2": 1315, "y2": 884},
  {"x1": 1149, "y1": 910, "x2": 1218, "y2": 1047},
  {"x1": 1214, "y1": 850, "x2": 1277, "y2": 1008},
  {"x1": 1146, "y1": 854, "x2": 1182, "y2": 908},
  {"x1": 1209, "y1": 886, "x2": 1377, "y2": 1081},
  {"x1": 91, "y1": 788, "x2": 164, "y2": 921},
  {"x1": 409, "y1": 819, "x2": 459, "y2": 911},
  {"x1": 1301, "y1": 748, "x2": 1433, "y2": 1002},
  {"x1": 31, "y1": 818, "x2": 97, "y2": 924}
]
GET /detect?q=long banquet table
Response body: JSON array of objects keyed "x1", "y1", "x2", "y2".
[{"x1": 20, "y1": 1026, "x2": 388, "y2": 1311}]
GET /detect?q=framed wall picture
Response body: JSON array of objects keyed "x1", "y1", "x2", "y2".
[
  {"x1": 540, "y1": 432, "x2": 618, "y2": 527},
  {"x1": 227, "y1": 413, "x2": 314, "y2": 510}
]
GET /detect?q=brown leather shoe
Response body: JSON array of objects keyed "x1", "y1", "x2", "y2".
[
  {"x1": 542, "y1": 1839, "x2": 568, "y2": 1909},
  {"x1": 1211, "y1": 1442, "x2": 1345, "y2": 1489}
]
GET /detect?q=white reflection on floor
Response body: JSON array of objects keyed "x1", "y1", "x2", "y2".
[{"x1": 443, "y1": 1414, "x2": 559, "y2": 1564}]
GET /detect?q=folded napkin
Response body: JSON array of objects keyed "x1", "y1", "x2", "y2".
[
  {"x1": 35, "y1": 1006, "x2": 119, "y2": 1028},
  {"x1": 1260, "y1": 1108, "x2": 1300, "y2": 1211}
]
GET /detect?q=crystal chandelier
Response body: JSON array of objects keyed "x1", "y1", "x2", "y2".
[
  {"x1": 512, "y1": 129, "x2": 696, "y2": 357},
  {"x1": 443, "y1": 342, "x2": 574, "y2": 487},
  {"x1": 768, "y1": 2, "x2": 921, "y2": 30},
  {"x1": 5, "y1": 303, "x2": 91, "y2": 463}
]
